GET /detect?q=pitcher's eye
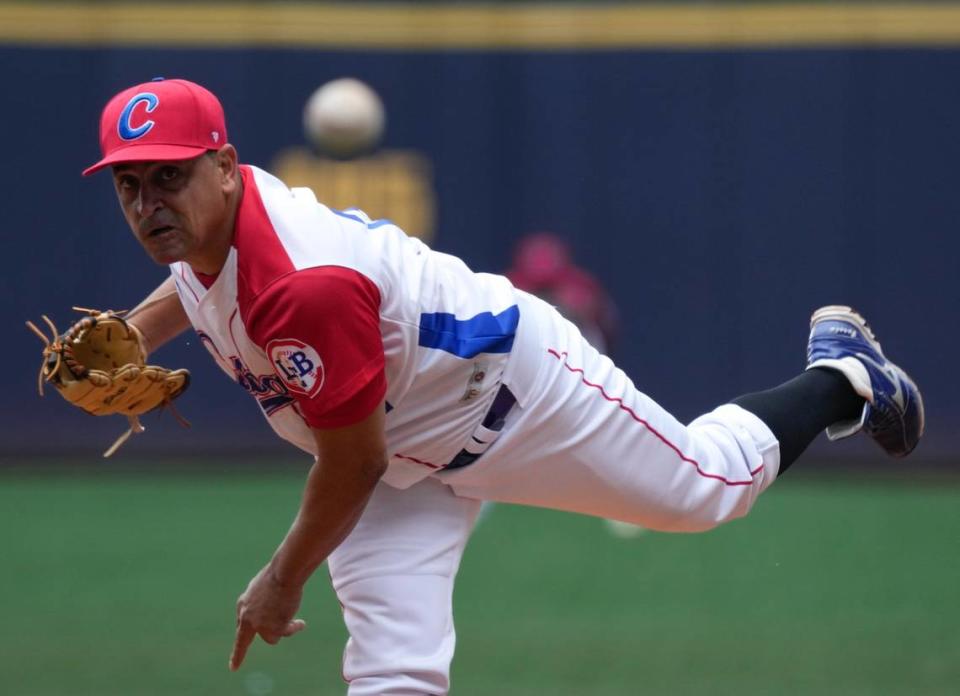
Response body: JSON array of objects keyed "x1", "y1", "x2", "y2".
[{"x1": 116, "y1": 175, "x2": 138, "y2": 192}]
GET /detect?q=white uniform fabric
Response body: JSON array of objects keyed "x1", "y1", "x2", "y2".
[
  {"x1": 172, "y1": 165, "x2": 520, "y2": 490},
  {"x1": 172, "y1": 166, "x2": 781, "y2": 694},
  {"x1": 441, "y1": 291, "x2": 780, "y2": 532},
  {"x1": 328, "y1": 477, "x2": 481, "y2": 695}
]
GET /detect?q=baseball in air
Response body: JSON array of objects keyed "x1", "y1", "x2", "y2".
[{"x1": 303, "y1": 78, "x2": 386, "y2": 158}]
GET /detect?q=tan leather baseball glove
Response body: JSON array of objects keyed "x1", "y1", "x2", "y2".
[{"x1": 27, "y1": 307, "x2": 190, "y2": 457}]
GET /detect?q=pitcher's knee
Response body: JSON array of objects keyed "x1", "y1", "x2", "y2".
[
  {"x1": 648, "y1": 405, "x2": 780, "y2": 531},
  {"x1": 651, "y1": 492, "x2": 754, "y2": 533}
]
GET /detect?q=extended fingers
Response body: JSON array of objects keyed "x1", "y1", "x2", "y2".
[
  {"x1": 229, "y1": 622, "x2": 256, "y2": 671},
  {"x1": 229, "y1": 617, "x2": 307, "y2": 670}
]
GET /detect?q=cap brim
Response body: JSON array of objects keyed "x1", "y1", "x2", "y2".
[{"x1": 82, "y1": 143, "x2": 210, "y2": 176}]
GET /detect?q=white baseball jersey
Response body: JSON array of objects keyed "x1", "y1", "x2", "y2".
[
  {"x1": 170, "y1": 164, "x2": 783, "y2": 696},
  {"x1": 171, "y1": 165, "x2": 519, "y2": 488}
]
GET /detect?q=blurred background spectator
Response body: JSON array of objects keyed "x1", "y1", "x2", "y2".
[{"x1": 506, "y1": 231, "x2": 619, "y2": 356}]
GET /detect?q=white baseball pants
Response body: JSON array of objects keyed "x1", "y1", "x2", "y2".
[{"x1": 327, "y1": 291, "x2": 781, "y2": 694}]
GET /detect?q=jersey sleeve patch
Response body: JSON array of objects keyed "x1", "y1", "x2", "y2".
[
  {"x1": 267, "y1": 338, "x2": 325, "y2": 398},
  {"x1": 244, "y1": 265, "x2": 386, "y2": 430}
]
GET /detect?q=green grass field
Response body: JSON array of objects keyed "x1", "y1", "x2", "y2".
[{"x1": 2, "y1": 469, "x2": 958, "y2": 695}]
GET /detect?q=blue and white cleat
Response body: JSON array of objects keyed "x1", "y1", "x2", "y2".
[{"x1": 806, "y1": 305, "x2": 924, "y2": 457}]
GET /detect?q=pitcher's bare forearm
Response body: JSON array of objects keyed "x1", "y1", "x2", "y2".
[
  {"x1": 269, "y1": 407, "x2": 388, "y2": 588},
  {"x1": 269, "y1": 454, "x2": 383, "y2": 588},
  {"x1": 126, "y1": 276, "x2": 191, "y2": 355},
  {"x1": 229, "y1": 406, "x2": 388, "y2": 672}
]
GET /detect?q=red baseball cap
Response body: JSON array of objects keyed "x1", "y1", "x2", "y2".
[{"x1": 83, "y1": 77, "x2": 228, "y2": 176}]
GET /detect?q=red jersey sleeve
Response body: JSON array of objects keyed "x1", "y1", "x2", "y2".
[{"x1": 245, "y1": 266, "x2": 386, "y2": 429}]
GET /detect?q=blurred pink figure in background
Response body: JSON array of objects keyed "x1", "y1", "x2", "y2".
[{"x1": 506, "y1": 232, "x2": 619, "y2": 356}]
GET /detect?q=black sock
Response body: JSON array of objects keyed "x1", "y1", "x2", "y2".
[{"x1": 731, "y1": 367, "x2": 865, "y2": 476}]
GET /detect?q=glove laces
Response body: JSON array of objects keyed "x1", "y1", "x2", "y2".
[{"x1": 25, "y1": 313, "x2": 63, "y2": 396}]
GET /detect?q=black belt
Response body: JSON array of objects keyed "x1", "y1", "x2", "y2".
[{"x1": 444, "y1": 384, "x2": 517, "y2": 470}]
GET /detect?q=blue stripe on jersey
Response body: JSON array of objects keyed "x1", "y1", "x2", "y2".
[
  {"x1": 418, "y1": 305, "x2": 519, "y2": 358},
  {"x1": 332, "y1": 209, "x2": 365, "y2": 224},
  {"x1": 333, "y1": 209, "x2": 393, "y2": 229}
]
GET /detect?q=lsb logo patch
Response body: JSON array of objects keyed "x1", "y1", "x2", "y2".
[{"x1": 267, "y1": 339, "x2": 325, "y2": 397}]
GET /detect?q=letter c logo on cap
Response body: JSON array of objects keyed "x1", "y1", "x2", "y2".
[{"x1": 117, "y1": 92, "x2": 159, "y2": 141}]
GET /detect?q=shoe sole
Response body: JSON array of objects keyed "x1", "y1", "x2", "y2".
[{"x1": 810, "y1": 304, "x2": 926, "y2": 452}]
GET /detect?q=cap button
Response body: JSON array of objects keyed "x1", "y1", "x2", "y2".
[{"x1": 151, "y1": 76, "x2": 165, "y2": 82}]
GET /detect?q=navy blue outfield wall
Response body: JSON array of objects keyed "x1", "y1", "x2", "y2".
[{"x1": 2, "y1": 46, "x2": 955, "y2": 461}]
